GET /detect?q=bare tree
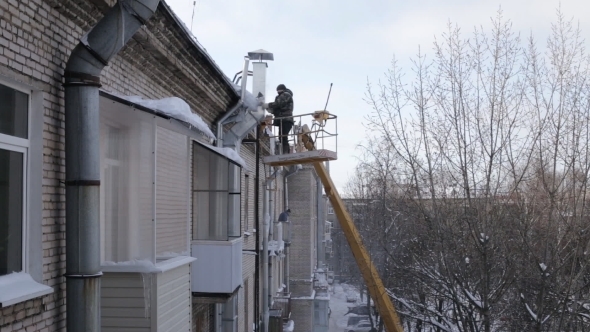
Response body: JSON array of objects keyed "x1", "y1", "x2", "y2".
[{"x1": 352, "y1": 8, "x2": 590, "y2": 332}]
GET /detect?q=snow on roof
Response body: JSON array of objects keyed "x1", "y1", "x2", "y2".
[
  {"x1": 203, "y1": 144, "x2": 248, "y2": 170},
  {"x1": 314, "y1": 268, "x2": 329, "y2": 288},
  {"x1": 117, "y1": 95, "x2": 216, "y2": 139}
]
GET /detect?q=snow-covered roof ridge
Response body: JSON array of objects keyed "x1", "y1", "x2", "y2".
[{"x1": 117, "y1": 95, "x2": 216, "y2": 139}]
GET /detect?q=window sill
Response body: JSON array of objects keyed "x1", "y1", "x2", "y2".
[
  {"x1": 0, "y1": 272, "x2": 53, "y2": 308},
  {"x1": 101, "y1": 256, "x2": 196, "y2": 274}
]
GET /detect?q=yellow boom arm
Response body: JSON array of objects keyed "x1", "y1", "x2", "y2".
[{"x1": 313, "y1": 162, "x2": 404, "y2": 332}]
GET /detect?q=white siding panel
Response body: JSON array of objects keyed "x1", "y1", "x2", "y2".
[
  {"x1": 157, "y1": 264, "x2": 192, "y2": 332},
  {"x1": 156, "y1": 126, "x2": 189, "y2": 257},
  {"x1": 191, "y1": 238, "x2": 243, "y2": 293},
  {"x1": 101, "y1": 272, "x2": 152, "y2": 332}
]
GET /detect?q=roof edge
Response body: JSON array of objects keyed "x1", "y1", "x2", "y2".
[{"x1": 158, "y1": 0, "x2": 240, "y2": 100}]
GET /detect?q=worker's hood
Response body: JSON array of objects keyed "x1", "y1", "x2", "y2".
[{"x1": 282, "y1": 88, "x2": 293, "y2": 97}]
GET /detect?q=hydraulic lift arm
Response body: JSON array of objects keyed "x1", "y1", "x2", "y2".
[{"x1": 313, "y1": 162, "x2": 404, "y2": 332}]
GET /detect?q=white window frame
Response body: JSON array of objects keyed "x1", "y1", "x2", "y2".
[
  {"x1": 0, "y1": 141, "x2": 27, "y2": 273},
  {"x1": 0, "y1": 79, "x2": 52, "y2": 307},
  {"x1": 99, "y1": 121, "x2": 130, "y2": 263},
  {"x1": 191, "y1": 141, "x2": 242, "y2": 241},
  {"x1": 327, "y1": 204, "x2": 334, "y2": 215}
]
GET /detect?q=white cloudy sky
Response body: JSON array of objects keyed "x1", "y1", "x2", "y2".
[{"x1": 166, "y1": 0, "x2": 587, "y2": 192}]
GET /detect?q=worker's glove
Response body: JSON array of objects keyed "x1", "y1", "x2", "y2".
[{"x1": 262, "y1": 103, "x2": 270, "y2": 110}]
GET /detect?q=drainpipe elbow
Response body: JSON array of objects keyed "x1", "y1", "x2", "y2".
[{"x1": 65, "y1": 0, "x2": 159, "y2": 84}]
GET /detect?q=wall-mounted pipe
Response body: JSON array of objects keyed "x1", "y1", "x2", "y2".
[
  {"x1": 240, "y1": 57, "x2": 250, "y2": 100},
  {"x1": 254, "y1": 127, "x2": 261, "y2": 332},
  {"x1": 64, "y1": 0, "x2": 159, "y2": 331},
  {"x1": 216, "y1": 101, "x2": 242, "y2": 148},
  {"x1": 261, "y1": 173, "x2": 270, "y2": 332},
  {"x1": 222, "y1": 62, "x2": 267, "y2": 151},
  {"x1": 268, "y1": 175, "x2": 274, "y2": 327}
]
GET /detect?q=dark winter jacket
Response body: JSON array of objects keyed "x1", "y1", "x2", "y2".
[{"x1": 268, "y1": 89, "x2": 294, "y2": 124}]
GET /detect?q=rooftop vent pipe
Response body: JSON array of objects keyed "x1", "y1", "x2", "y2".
[
  {"x1": 64, "y1": 1, "x2": 159, "y2": 331},
  {"x1": 218, "y1": 50, "x2": 273, "y2": 150}
]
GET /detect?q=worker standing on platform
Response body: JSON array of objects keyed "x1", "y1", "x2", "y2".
[{"x1": 264, "y1": 84, "x2": 294, "y2": 154}]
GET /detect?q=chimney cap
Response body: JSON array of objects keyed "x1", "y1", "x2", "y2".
[{"x1": 248, "y1": 49, "x2": 274, "y2": 61}]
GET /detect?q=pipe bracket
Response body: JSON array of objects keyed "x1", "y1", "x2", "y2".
[
  {"x1": 63, "y1": 71, "x2": 102, "y2": 87},
  {"x1": 65, "y1": 180, "x2": 101, "y2": 186},
  {"x1": 64, "y1": 272, "x2": 103, "y2": 279}
]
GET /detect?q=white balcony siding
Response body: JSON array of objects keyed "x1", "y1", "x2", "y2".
[
  {"x1": 101, "y1": 272, "x2": 152, "y2": 332},
  {"x1": 191, "y1": 238, "x2": 243, "y2": 293},
  {"x1": 101, "y1": 258, "x2": 194, "y2": 332},
  {"x1": 156, "y1": 125, "x2": 189, "y2": 259},
  {"x1": 157, "y1": 263, "x2": 192, "y2": 331}
]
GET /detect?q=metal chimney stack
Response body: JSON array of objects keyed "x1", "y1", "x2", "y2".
[{"x1": 249, "y1": 49, "x2": 273, "y2": 106}]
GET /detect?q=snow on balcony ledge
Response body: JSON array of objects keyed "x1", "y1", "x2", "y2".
[{"x1": 101, "y1": 256, "x2": 196, "y2": 274}]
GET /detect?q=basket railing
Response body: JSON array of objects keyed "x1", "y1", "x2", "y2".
[{"x1": 263, "y1": 111, "x2": 338, "y2": 155}]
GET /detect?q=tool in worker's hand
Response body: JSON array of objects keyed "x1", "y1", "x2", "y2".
[{"x1": 323, "y1": 83, "x2": 333, "y2": 112}]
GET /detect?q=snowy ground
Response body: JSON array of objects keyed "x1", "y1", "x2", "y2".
[{"x1": 328, "y1": 282, "x2": 361, "y2": 331}]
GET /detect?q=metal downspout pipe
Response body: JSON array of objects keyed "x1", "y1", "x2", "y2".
[
  {"x1": 65, "y1": 5, "x2": 244, "y2": 330},
  {"x1": 268, "y1": 175, "x2": 274, "y2": 318},
  {"x1": 262, "y1": 174, "x2": 270, "y2": 332},
  {"x1": 64, "y1": 1, "x2": 159, "y2": 331},
  {"x1": 254, "y1": 128, "x2": 261, "y2": 332}
]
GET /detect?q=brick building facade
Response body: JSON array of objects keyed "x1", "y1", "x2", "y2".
[{"x1": 0, "y1": 1, "x2": 307, "y2": 331}]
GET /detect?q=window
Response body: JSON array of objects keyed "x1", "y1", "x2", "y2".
[
  {"x1": 0, "y1": 81, "x2": 51, "y2": 307},
  {"x1": 99, "y1": 106, "x2": 155, "y2": 263},
  {"x1": 314, "y1": 300, "x2": 328, "y2": 326},
  {"x1": 192, "y1": 142, "x2": 241, "y2": 241},
  {"x1": 99, "y1": 97, "x2": 194, "y2": 264},
  {"x1": 0, "y1": 84, "x2": 28, "y2": 276},
  {"x1": 327, "y1": 204, "x2": 334, "y2": 215}
]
